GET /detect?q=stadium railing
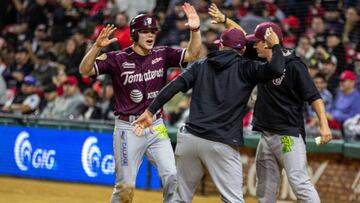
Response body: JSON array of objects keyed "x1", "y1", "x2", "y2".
[{"x1": 0, "y1": 113, "x2": 358, "y2": 159}]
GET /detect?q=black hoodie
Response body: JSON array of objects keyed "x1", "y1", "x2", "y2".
[
  {"x1": 252, "y1": 48, "x2": 321, "y2": 138},
  {"x1": 149, "y1": 45, "x2": 285, "y2": 146}
]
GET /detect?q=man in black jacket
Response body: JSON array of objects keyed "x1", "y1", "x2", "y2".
[
  {"x1": 247, "y1": 22, "x2": 332, "y2": 203},
  {"x1": 208, "y1": 4, "x2": 332, "y2": 202},
  {"x1": 132, "y1": 28, "x2": 285, "y2": 203}
]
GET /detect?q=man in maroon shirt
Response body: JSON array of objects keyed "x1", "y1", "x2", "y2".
[{"x1": 79, "y1": 3, "x2": 201, "y2": 203}]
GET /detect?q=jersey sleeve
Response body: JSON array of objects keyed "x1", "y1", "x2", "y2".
[
  {"x1": 178, "y1": 62, "x2": 199, "y2": 92},
  {"x1": 241, "y1": 60, "x2": 277, "y2": 85},
  {"x1": 94, "y1": 51, "x2": 118, "y2": 76},
  {"x1": 241, "y1": 45, "x2": 285, "y2": 85},
  {"x1": 164, "y1": 47, "x2": 186, "y2": 68},
  {"x1": 292, "y1": 61, "x2": 321, "y2": 104}
]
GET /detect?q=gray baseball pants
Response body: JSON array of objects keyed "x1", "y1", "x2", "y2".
[
  {"x1": 255, "y1": 131, "x2": 321, "y2": 203},
  {"x1": 174, "y1": 126, "x2": 244, "y2": 203},
  {"x1": 110, "y1": 118, "x2": 177, "y2": 203}
]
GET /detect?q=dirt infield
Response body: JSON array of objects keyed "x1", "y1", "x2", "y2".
[{"x1": 0, "y1": 176, "x2": 257, "y2": 203}]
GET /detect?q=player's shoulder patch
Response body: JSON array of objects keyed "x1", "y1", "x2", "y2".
[{"x1": 96, "y1": 53, "x2": 107, "y2": 61}]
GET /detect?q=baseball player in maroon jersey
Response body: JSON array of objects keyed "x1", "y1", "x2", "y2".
[{"x1": 79, "y1": 3, "x2": 201, "y2": 203}]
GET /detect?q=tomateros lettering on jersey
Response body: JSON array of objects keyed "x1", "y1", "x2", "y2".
[{"x1": 121, "y1": 68, "x2": 164, "y2": 85}]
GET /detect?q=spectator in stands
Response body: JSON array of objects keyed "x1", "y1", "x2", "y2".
[
  {"x1": 78, "y1": 88, "x2": 102, "y2": 120},
  {"x1": 52, "y1": 0, "x2": 80, "y2": 42},
  {"x1": 354, "y1": 53, "x2": 360, "y2": 91},
  {"x1": 0, "y1": 0, "x2": 18, "y2": 28},
  {"x1": 168, "y1": 92, "x2": 191, "y2": 128},
  {"x1": 0, "y1": 55, "x2": 7, "y2": 107},
  {"x1": 323, "y1": 3, "x2": 344, "y2": 37},
  {"x1": 98, "y1": 80, "x2": 115, "y2": 120},
  {"x1": 2, "y1": 47, "x2": 33, "y2": 89},
  {"x1": 161, "y1": 14, "x2": 190, "y2": 46},
  {"x1": 343, "y1": 7, "x2": 360, "y2": 47},
  {"x1": 1, "y1": 0, "x2": 360, "y2": 127},
  {"x1": 114, "y1": 0, "x2": 156, "y2": 20},
  {"x1": 282, "y1": 16, "x2": 300, "y2": 48},
  {"x1": 308, "y1": 59, "x2": 319, "y2": 78},
  {"x1": 306, "y1": 16, "x2": 327, "y2": 47},
  {"x1": 52, "y1": 68, "x2": 67, "y2": 89},
  {"x1": 305, "y1": 1, "x2": 325, "y2": 28},
  {"x1": 31, "y1": 52, "x2": 57, "y2": 86},
  {"x1": 157, "y1": 0, "x2": 186, "y2": 45},
  {"x1": 306, "y1": 73, "x2": 333, "y2": 137},
  {"x1": 71, "y1": 29, "x2": 87, "y2": 57},
  {"x1": 328, "y1": 70, "x2": 360, "y2": 126},
  {"x1": 58, "y1": 38, "x2": 82, "y2": 78},
  {"x1": 221, "y1": 4, "x2": 238, "y2": 22},
  {"x1": 240, "y1": 3, "x2": 268, "y2": 34},
  {"x1": 113, "y1": 12, "x2": 132, "y2": 50},
  {"x1": 203, "y1": 28, "x2": 219, "y2": 52},
  {"x1": 37, "y1": 36, "x2": 57, "y2": 60},
  {"x1": 39, "y1": 84, "x2": 57, "y2": 117},
  {"x1": 343, "y1": 114, "x2": 360, "y2": 141},
  {"x1": 27, "y1": 24, "x2": 47, "y2": 54},
  {"x1": 307, "y1": 73, "x2": 333, "y2": 117},
  {"x1": 305, "y1": 74, "x2": 334, "y2": 137},
  {"x1": 326, "y1": 28, "x2": 346, "y2": 73},
  {"x1": 2, "y1": 75, "x2": 40, "y2": 115},
  {"x1": 319, "y1": 56, "x2": 340, "y2": 96},
  {"x1": 296, "y1": 35, "x2": 315, "y2": 67},
  {"x1": 44, "y1": 76, "x2": 83, "y2": 119},
  {"x1": 24, "y1": 0, "x2": 48, "y2": 39}
]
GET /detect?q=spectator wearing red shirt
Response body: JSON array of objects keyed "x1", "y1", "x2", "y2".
[{"x1": 113, "y1": 12, "x2": 132, "y2": 49}]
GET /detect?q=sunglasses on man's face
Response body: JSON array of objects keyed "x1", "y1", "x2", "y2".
[{"x1": 138, "y1": 29, "x2": 158, "y2": 34}]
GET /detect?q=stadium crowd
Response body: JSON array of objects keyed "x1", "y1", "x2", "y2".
[{"x1": 0, "y1": 0, "x2": 360, "y2": 141}]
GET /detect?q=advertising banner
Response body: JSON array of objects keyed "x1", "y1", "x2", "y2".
[{"x1": 0, "y1": 125, "x2": 160, "y2": 189}]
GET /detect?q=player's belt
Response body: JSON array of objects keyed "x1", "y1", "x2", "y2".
[{"x1": 118, "y1": 113, "x2": 161, "y2": 123}]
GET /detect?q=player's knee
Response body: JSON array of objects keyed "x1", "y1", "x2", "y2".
[
  {"x1": 287, "y1": 171, "x2": 317, "y2": 198},
  {"x1": 165, "y1": 171, "x2": 177, "y2": 185},
  {"x1": 115, "y1": 183, "x2": 134, "y2": 203}
]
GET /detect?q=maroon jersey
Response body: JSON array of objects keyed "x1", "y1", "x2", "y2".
[{"x1": 94, "y1": 46, "x2": 185, "y2": 116}]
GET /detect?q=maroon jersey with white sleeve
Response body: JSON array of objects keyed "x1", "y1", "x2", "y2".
[{"x1": 94, "y1": 46, "x2": 185, "y2": 116}]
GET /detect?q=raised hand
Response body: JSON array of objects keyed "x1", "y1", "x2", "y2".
[
  {"x1": 94, "y1": 24, "x2": 117, "y2": 48},
  {"x1": 132, "y1": 110, "x2": 155, "y2": 136},
  {"x1": 182, "y1": 2, "x2": 200, "y2": 30},
  {"x1": 264, "y1": 27, "x2": 280, "y2": 49},
  {"x1": 208, "y1": 3, "x2": 225, "y2": 24}
]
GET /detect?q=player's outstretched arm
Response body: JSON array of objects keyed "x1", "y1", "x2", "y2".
[
  {"x1": 208, "y1": 3, "x2": 247, "y2": 35},
  {"x1": 79, "y1": 24, "x2": 117, "y2": 76},
  {"x1": 132, "y1": 76, "x2": 188, "y2": 136},
  {"x1": 182, "y1": 2, "x2": 202, "y2": 62},
  {"x1": 311, "y1": 99, "x2": 333, "y2": 144}
]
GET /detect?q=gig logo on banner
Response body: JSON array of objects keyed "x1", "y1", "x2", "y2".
[
  {"x1": 14, "y1": 131, "x2": 56, "y2": 171},
  {"x1": 81, "y1": 136, "x2": 115, "y2": 177}
]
